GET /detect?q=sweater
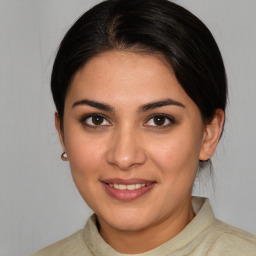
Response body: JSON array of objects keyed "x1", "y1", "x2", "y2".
[{"x1": 31, "y1": 197, "x2": 256, "y2": 255}]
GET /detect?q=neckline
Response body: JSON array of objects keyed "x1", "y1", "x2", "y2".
[{"x1": 83, "y1": 197, "x2": 215, "y2": 256}]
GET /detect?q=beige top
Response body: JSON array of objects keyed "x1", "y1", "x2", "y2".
[{"x1": 31, "y1": 197, "x2": 256, "y2": 256}]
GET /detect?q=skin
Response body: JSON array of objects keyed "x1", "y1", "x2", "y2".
[{"x1": 55, "y1": 51, "x2": 224, "y2": 254}]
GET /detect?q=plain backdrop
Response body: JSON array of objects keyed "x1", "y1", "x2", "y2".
[{"x1": 0, "y1": 0, "x2": 255, "y2": 255}]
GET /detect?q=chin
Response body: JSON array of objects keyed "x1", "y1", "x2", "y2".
[
  {"x1": 111, "y1": 219, "x2": 152, "y2": 232},
  {"x1": 98, "y1": 209, "x2": 157, "y2": 232}
]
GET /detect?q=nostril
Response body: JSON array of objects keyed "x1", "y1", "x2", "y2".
[
  {"x1": 106, "y1": 131, "x2": 147, "y2": 169},
  {"x1": 107, "y1": 151, "x2": 147, "y2": 170}
]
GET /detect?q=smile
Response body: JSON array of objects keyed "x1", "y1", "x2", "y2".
[
  {"x1": 108, "y1": 183, "x2": 148, "y2": 190},
  {"x1": 101, "y1": 179, "x2": 155, "y2": 201}
]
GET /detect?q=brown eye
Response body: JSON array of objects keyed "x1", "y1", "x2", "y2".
[
  {"x1": 82, "y1": 114, "x2": 111, "y2": 127},
  {"x1": 92, "y1": 116, "x2": 104, "y2": 125},
  {"x1": 153, "y1": 116, "x2": 166, "y2": 126},
  {"x1": 144, "y1": 114, "x2": 175, "y2": 128}
]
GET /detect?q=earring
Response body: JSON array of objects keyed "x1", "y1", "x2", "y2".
[{"x1": 61, "y1": 152, "x2": 68, "y2": 161}]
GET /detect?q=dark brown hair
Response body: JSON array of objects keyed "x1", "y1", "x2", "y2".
[{"x1": 51, "y1": 0, "x2": 227, "y2": 130}]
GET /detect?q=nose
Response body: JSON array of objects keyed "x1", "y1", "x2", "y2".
[{"x1": 106, "y1": 126, "x2": 147, "y2": 170}]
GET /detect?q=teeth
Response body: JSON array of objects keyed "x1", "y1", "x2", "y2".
[
  {"x1": 127, "y1": 184, "x2": 136, "y2": 190},
  {"x1": 118, "y1": 184, "x2": 126, "y2": 190},
  {"x1": 109, "y1": 184, "x2": 148, "y2": 190}
]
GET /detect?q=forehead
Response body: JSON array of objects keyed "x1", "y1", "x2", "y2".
[{"x1": 66, "y1": 51, "x2": 195, "y2": 110}]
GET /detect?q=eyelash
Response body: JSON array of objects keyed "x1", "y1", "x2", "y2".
[
  {"x1": 80, "y1": 113, "x2": 175, "y2": 129},
  {"x1": 144, "y1": 114, "x2": 175, "y2": 129},
  {"x1": 80, "y1": 113, "x2": 111, "y2": 129}
]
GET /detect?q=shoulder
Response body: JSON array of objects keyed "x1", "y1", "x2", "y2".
[
  {"x1": 191, "y1": 197, "x2": 256, "y2": 255},
  {"x1": 30, "y1": 229, "x2": 93, "y2": 256},
  {"x1": 207, "y1": 219, "x2": 256, "y2": 255}
]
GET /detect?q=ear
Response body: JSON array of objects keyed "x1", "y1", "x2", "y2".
[
  {"x1": 199, "y1": 109, "x2": 225, "y2": 161},
  {"x1": 55, "y1": 112, "x2": 66, "y2": 152}
]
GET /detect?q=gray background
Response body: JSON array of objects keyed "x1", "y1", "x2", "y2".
[{"x1": 0, "y1": 0, "x2": 255, "y2": 255}]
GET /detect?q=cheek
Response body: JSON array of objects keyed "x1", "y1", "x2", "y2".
[
  {"x1": 65, "y1": 135, "x2": 107, "y2": 207},
  {"x1": 147, "y1": 129, "x2": 202, "y2": 177},
  {"x1": 65, "y1": 131, "x2": 107, "y2": 180}
]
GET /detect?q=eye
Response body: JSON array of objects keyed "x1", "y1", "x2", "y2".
[
  {"x1": 81, "y1": 114, "x2": 111, "y2": 127},
  {"x1": 144, "y1": 114, "x2": 174, "y2": 128}
]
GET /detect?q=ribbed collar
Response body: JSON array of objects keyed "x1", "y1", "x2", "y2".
[{"x1": 83, "y1": 197, "x2": 215, "y2": 256}]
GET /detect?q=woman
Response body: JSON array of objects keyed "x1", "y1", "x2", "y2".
[{"x1": 32, "y1": 0, "x2": 256, "y2": 255}]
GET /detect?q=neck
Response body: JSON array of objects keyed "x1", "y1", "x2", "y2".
[{"x1": 98, "y1": 199, "x2": 195, "y2": 254}]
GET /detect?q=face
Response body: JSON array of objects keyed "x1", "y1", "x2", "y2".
[{"x1": 57, "y1": 51, "x2": 216, "y2": 234}]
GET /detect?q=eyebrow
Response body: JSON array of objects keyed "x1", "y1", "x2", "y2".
[
  {"x1": 72, "y1": 99, "x2": 115, "y2": 113},
  {"x1": 138, "y1": 98, "x2": 185, "y2": 113},
  {"x1": 72, "y1": 98, "x2": 185, "y2": 113}
]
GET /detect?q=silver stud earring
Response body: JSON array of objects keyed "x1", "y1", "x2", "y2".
[{"x1": 61, "y1": 152, "x2": 68, "y2": 161}]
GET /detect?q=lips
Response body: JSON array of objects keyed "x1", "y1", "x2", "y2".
[
  {"x1": 109, "y1": 183, "x2": 148, "y2": 190},
  {"x1": 101, "y1": 178, "x2": 155, "y2": 201}
]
